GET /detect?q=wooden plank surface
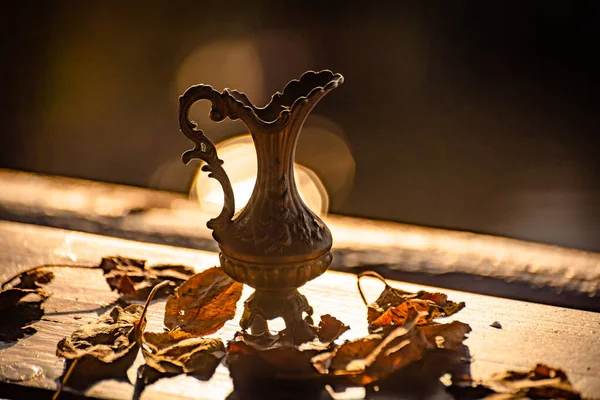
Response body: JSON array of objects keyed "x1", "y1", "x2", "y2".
[
  {"x1": 0, "y1": 221, "x2": 599, "y2": 399},
  {"x1": 1, "y1": 169, "x2": 599, "y2": 311}
]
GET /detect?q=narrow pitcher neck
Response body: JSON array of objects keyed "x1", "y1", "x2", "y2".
[{"x1": 251, "y1": 121, "x2": 304, "y2": 204}]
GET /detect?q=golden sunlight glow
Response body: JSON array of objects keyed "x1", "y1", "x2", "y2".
[{"x1": 191, "y1": 135, "x2": 329, "y2": 216}]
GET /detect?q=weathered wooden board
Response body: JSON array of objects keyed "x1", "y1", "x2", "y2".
[
  {"x1": 1, "y1": 169, "x2": 599, "y2": 311},
  {"x1": 0, "y1": 221, "x2": 599, "y2": 399}
]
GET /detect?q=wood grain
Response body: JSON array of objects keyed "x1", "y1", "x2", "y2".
[
  {"x1": 1, "y1": 169, "x2": 598, "y2": 311},
  {"x1": 0, "y1": 221, "x2": 598, "y2": 399}
]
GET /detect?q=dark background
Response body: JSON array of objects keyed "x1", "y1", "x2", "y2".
[{"x1": 2, "y1": 1, "x2": 599, "y2": 252}]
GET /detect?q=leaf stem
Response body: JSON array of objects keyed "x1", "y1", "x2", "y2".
[
  {"x1": 136, "y1": 280, "x2": 172, "y2": 340},
  {"x1": 356, "y1": 270, "x2": 391, "y2": 306},
  {"x1": 52, "y1": 358, "x2": 79, "y2": 400}
]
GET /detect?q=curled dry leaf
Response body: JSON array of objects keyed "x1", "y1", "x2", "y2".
[
  {"x1": 0, "y1": 269, "x2": 54, "y2": 309},
  {"x1": 418, "y1": 321, "x2": 472, "y2": 351},
  {"x1": 314, "y1": 312, "x2": 471, "y2": 386},
  {"x1": 164, "y1": 267, "x2": 243, "y2": 336},
  {"x1": 357, "y1": 271, "x2": 465, "y2": 331},
  {"x1": 55, "y1": 304, "x2": 145, "y2": 390},
  {"x1": 228, "y1": 315, "x2": 416, "y2": 384},
  {"x1": 317, "y1": 314, "x2": 350, "y2": 343},
  {"x1": 490, "y1": 363, "x2": 582, "y2": 399},
  {"x1": 227, "y1": 338, "x2": 328, "y2": 398},
  {"x1": 141, "y1": 330, "x2": 225, "y2": 378},
  {"x1": 449, "y1": 363, "x2": 583, "y2": 399},
  {"x1": 54, "y1": 281, "x2": 169, "y2": 395},
  {"x1": 312, "y1": 334, "x2": 381, "y2": 376},
  {"x1": 1, "y1": 267, "x2": 55, "y2": 291},
  {"x1": 227, "y1": 334, "x2": 325, "y2": 383},
  {"x1": 134, "y1": 331, "x2": 224, "y2": 400},
  {"x1": 316, "y1": 313, "x2": 423, "y2": 385},
  {"x1": 10, "y1": 269, "x2": 55, "y2": 290},
  {"x1": 0, "y1": 269, "x2": 54, "y2": 342},
  {"x1": 100, "y1": 256, "x2": 195, "y2": 300},
  {"x1": 226, "y1": 314, "x2": 349, "y2": 382},
  {"x1": 369, "y1": 300, "x2": 433, "y2": 328}
]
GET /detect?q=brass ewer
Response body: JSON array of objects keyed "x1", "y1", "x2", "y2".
[{"x1": 179, "y1": 70, "x2": 344, "y2": 341}]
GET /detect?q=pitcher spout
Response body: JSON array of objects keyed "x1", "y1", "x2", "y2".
[{"x1": 226, "y1": 70, "x2": 344, "y2": 135}]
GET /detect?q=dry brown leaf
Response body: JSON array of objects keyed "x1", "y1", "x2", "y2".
[
  {"x1": 99, "y1": 256, "x2": 146, "y2": 274},
  {"x1": 55, "y1": 304, "x2": 145, "y2": 390},
  {"x1": 316, "y1": 334, "x2": 380, "y2": 375},
  {"x1": 360, "y1": 336, "x2": 429, "y2": 386},
  {"x1": 449, "y1": 363, "x2": 583, "y2": 399},
  {"x1": 367, "y1": 287, "x2": 465, "y2": 328},
  {"x1": 12, "y1": 269, "x2": 55, "y2": 290},
  {"x1": 0, "y1": 269, "x2": 54, "y2": 309},
  {"x1": 164, "y1": 267, "x2": 243, "y2": 336},
  {"x1": 100, "y1": 256, "x2": 195, "y2": 300},
  {"x1": 226, "y1": 313, "x2": 350, "y2": 381},
  {"x1": 531, "y1": 363, "x2": 568, "y2": 381},
  {"x1": 488, "y1": 363, "x2": 582, "y2": 399},
  {"x1": 1, "y1": 268, "x2": 55, "y2": 291},
  {"x1": 315, "y1": 313, "x2": 471, "y2": 386},
  {"x1": 317, "y1": 314, "x2": 350, "y2": 343},
  {"x1": 227, "y1": 334, "x2": 324, "y2": 380},
  {"x1": 0, "y1": 289, "x2": 45, "y2": 342},
  {"x1": 322, "y1": 317, "x2": 422, "y2": 385},
  {"x1": 358, "y1": 271, "x2": 465, "y2": 331},
  {"x1": 417, "y1": 321, "x2": 472, "y2": 350},
  {"x1": 53, "y1": 280, "x2": 169, "y2": 398},
  {"x1": 56, "y1": 305, "x2": 143, "y2": 362},
  {"x1": 226, "y1": 337, "x2": 329, "y2": 397},
  {"x1": 0, "y1": 269, "x2": 54, "y2": 341},
  {"x1": 141, "y1": 330, "x2": 225, "y2": 378},
  {"x1": 368, "y1": 299, "x2": 434, "y2": 328}
]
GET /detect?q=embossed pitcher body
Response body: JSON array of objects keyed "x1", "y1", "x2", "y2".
[{"x1": 179, "y1": 70, "x2": 343, "y2": 291}]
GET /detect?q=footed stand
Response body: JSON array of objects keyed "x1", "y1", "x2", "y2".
[{"x1": 240, "y1": 288, "x2": 317, "y2": 344}]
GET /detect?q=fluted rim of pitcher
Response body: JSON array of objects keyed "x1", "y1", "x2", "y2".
[{"x1": 226, "y1": 70, "x2": 344, "y2": 124}]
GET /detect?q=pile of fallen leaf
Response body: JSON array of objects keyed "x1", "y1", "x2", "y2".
[
  {"x1": 52, "y1": 264, "x2": 472, "y2": 397},
  {"x1": 50, "y1": 265, "x2": 471, "y2": 398},
  {"x1": 360, "y1": 271, "x2": 465, "y2": 330},
  {"x1": 0, "y1": 257, "x2": 194, "y2": 344},
  {"x1": 100, "y1": 256, "x2": 196, "y2": 301},
  {"x1": 225, "y1": 270, "x2": 471, "y2": 394},
  {"x1": 53, "y1": 265, "x2": 242, "y2": 398},
  {"x1": 0, "y1": 258, "x2": 587, "y2": 399}
]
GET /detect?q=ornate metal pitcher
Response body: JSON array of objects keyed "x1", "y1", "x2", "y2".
[{"x1": 179, "y1": 70, "x2": 343, "y2": 340}]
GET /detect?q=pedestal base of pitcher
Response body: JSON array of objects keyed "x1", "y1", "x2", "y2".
[{"x1": 239, "y1": 288, "x2": 318, "y2": 345}]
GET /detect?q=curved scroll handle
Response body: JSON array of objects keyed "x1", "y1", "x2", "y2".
[{"x1": 178, "y1": 85, "x2": 235, "y2": 234}]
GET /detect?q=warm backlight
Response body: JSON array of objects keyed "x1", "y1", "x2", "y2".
[{"x1": 191, "y1": 135, "x2": 329, "y2": 216}]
